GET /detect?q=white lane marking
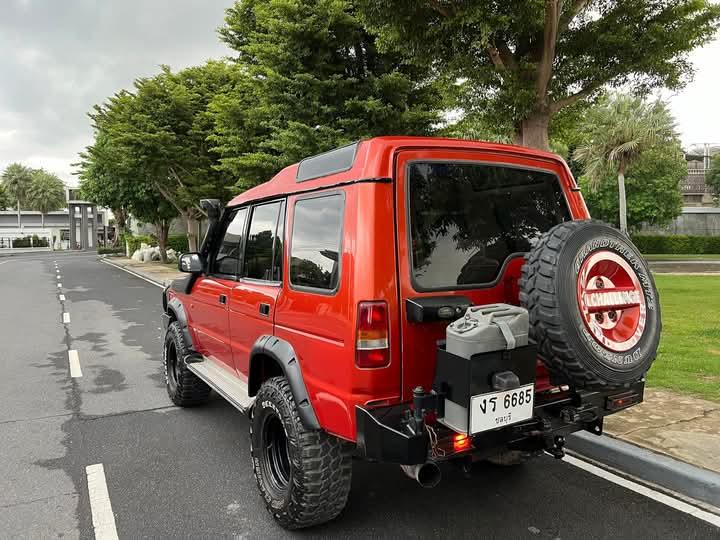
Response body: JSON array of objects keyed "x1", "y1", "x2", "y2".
[
  {"x1": 68, "y1": 350, "x2": 82, "y2": 378},
  {"x1": 62, "y1": 312, "x2": 70, "y2": 324},
  {"x1": 565, "y1": 455, "x2": 720, "y2": 528},
  {"x1": 57, "y1": 274, "x2": 62, "y2": 280},
  {"x1": 86, "y1": 464, "x2": 119, "y2": 540},
  {"x1": 57, "y1": 283, "x2": 62, "y2": 288},
  {"x1": 59, "y1": 294, "x2": 66, "y2": 301},
  {"x1": 99, "y1": 258, "x2": 164, "y2": 289},
  {"x1": 0, "y1": 260, "x2": 11, "y2": 266}
]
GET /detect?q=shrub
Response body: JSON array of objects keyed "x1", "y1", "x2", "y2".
[
  {"x1": 167, "y1": 234, "x2": 189, "y2": 254},
  {"x1": 125, "y1": 234, "x2": 155, "y2": 254},
  {"x1": 631, "y1": 235, "x2": 720, "y2": 254}
]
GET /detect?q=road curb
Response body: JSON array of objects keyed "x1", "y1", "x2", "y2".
[
  {"x1": 99, "y1": 257, "x2": 168, "y2": 288},
  {"x1": 567, "y1": 431, "x2": 720, "y2": 510}
]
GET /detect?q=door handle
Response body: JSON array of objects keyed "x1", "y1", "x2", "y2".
[
  {"x1": 219, "y1": 294, "x2": 227, "y2": 305},
  {"x1": 259, "y1": 303, "x2": 270, "y2": 316}
]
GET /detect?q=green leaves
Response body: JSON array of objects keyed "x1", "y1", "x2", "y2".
[
  {"x1": 27, "y1": 169, "x2": 65, "y2": 216},
  {"x1": 356, "y1": 0, "x2": 720, "y2": 147},
  {"x1": 1, "y1": 163, "x2": 34, "y2": 208},
  {"x1": 211, "y1": 0, "x2": 442, "y2": 188},
  {"x1": 580, "y1": 142, "x2": 685, "y2": 232}
]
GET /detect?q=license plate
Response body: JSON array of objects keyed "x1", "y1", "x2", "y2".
[{"x1": 470, "y1": 383, "x2": 534, "y2": 434}]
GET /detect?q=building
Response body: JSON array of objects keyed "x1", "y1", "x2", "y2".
[
  {"x1": 0, "y1": 187, "x2": 113, "y2": 251},
  {"x1": 681, "y1": 143, "x2": 718, "y2": 207}
]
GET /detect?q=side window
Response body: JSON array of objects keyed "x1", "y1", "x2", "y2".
[
  {"x1": 211, "y1": 207, "x2": 247, "y2": 276},
  {"x1": 243, "y1": 201, "x2": 284, "y2": 281},
  {"x1": 290, "y1": 194, "x2": 344, "y2": 291}
]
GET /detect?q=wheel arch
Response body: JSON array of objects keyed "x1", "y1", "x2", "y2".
[
  {"x1": 166, "y1": 296, "x2": 195, "y2": 351},
  {"x1": 249, "y1": 335, "x2": 320, "y2": 430}
]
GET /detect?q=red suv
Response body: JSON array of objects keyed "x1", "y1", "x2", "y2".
[{"x1": 162, "y1": 137, "x2": 661, "y2": 529}]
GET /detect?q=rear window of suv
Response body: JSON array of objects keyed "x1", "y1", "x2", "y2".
[{"x1": 408, "y1": 161, "x2": 570, "y2": 290}]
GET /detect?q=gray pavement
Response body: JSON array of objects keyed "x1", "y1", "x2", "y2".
[{"x1": 1, "y1": 252, "x2": 718, "y2": 539}]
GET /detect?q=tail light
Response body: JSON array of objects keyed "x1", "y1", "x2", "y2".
[{"x1": 356, "y1": 301, "x2": 390, "y2": 368}]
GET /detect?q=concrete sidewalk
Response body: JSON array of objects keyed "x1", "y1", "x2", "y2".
[
  {"x1": 102, "y1": 256, "x2": 720, "y2": 475},
  {"x1": 100, "y1": 255, "x2": 183, "y2": 286},
  {"x1": 604, "y1": 388, "x2": 720, "y2": 474}
]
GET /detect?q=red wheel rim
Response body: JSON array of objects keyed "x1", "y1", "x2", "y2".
[{"x1": 577, "y1": 250, "x2": 646, "y2": 352}]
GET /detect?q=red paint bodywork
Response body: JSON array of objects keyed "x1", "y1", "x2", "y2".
[{"x1": 172, "y1": 137, "x2": 590, "y2": 442}]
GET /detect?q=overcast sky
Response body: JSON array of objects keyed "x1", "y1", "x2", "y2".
[{"x1": 1, "y1": 1, "x2": 719, "y2": 187}]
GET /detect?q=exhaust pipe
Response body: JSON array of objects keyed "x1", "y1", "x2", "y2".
[{"x1": 401, "y1": 462, "x2": 441, "y2": 488}]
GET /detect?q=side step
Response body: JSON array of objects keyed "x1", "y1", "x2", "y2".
[{"x1": 187, "y1": 359, "x2": 254, "y2": 413}]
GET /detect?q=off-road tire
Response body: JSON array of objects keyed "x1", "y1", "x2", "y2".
[
  {"x1": 251, "y1": 376, "x2": 352, "y2": 530},
  {"x1": 520, "y1": 220, "x2": 661, "y2": 389},
  {"x1": 163, "y1": 321, "x2": 211, "y2": 406}
]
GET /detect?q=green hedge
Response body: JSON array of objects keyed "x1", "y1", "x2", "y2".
[
  {"x1": 632, "y1": 235, "x2": 720, "y2": 254},
  {"x1": 12, "y1": 235, "x2": 49, "y2": 248},
  {"x1": 167, "y1": 234, "x2": 189, "y2": 254},
  {"x1": 125, "y1": 234, "x2": 154, "y2": 254}
]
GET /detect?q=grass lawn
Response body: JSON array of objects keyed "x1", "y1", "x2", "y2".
[
  {"x1": 646, "y1": 274, "x2": 720, "y2": 401},
  {"x1": 643, "y1": 254, "x2": 720, "y2": 261}
]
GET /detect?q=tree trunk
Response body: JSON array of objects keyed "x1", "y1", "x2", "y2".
[
  {"x1": 156, "y1": 220, "x2": 169, "y2": 264},
  {"x1": 41, "y1": 213, "x2": 45, "y2": 229},
  {"x1": 514, "y1": 111, "x2": 551, "y2": 151},
  {"x1": 186, "y1": 212, "x2": 199, "y2": 253},
  {"x1": 114, "y1": 208, "x2": 128, "y2": 247},
  {"x1": 17, "y1": 198, "x2": 22, "y2": 230},
  {"x1": 617, "y1": 164, "x2": 628, "y2": 234}
]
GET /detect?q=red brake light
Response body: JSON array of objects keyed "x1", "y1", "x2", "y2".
[
  {"x1": 356, "y1": 301, "x2": 390, "y2": 368},
  {"x1": 453, "y1": 433, "x2": 471, "y2": 452}
]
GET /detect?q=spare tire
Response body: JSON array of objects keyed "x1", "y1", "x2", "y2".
[{"x1": 519, "y1": 220, "x2": 661, "y2": 389}]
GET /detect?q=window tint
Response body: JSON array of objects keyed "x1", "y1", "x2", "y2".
[
  {"x1": 409, "y1": 162, "x2": 570, "y2": 289},
  {"x1": 290, "y1": 195, "x2": 344, "y2": 291},
  {"x1": 243, "y1": 201, "x2": 284, "y2": 281},
  {"x1": 211, "y1": 208, "x2": 247, "y2": 276}
]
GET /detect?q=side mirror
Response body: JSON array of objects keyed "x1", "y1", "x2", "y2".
[{"x1": 178, "y1": 252, "x2": 204, "y2": 274}]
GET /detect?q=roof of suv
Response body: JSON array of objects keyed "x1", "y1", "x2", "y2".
[{"x1": 227, "y1": 136, "x2": 565, "y2": 207}]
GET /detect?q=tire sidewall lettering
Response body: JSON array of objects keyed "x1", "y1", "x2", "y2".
[{"x1": 572, "y1": 234, "x2": 658, "y2": 370}]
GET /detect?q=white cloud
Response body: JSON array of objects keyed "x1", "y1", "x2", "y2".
[{"x1": 0, "y1": 0, "x2": 231, "y2": 186}]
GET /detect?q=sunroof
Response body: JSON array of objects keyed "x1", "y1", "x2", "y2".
[{"x1": 296, "y1": 142, "x2": 359, "y2": 182}]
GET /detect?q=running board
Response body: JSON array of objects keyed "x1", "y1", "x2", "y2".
[{"x1": 187, "y1": 358, "x2": 254, "y2": 413}]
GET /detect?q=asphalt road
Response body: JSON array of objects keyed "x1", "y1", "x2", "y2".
[{"x1": 1, "y1": 252, "x2": 718, "y2": 539}]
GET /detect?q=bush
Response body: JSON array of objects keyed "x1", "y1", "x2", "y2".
[
  {"x1": 631, "y1": 235, "x2": 720, "y2": 254},
  {"x1": 167, "y1": 234, "x2": 189, "y2": 254},
  {"x1": 11, "y1": 235, "x2": 48, "y2": 248},
  {"x1": 125, "y1": 234, "x2": 155, "y2": 254}
]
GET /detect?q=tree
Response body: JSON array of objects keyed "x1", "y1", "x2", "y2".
[
  {"x1": 573, "y1": 94, "x2": 677, "y2": 233},
  {"x1": 27, "y1": 169, "x2": 66, "y2": 229},
  {"x1": 78, "y1": 91, "x2": 180, "y2": 262},
  {"x1": 580, "y1": 142, "x2": 684, "y2": 231},
  {"x1": 1, "y1": 163, "x2": 34, "y2": 228},
  {"x1": 356, "y1": 1, "x2": 720, "y2": 150},
  {"x1": 212, "y1": 0, "x2": 443, "y2": 189},
  {"x1": 0, "y1": 182, "x2": 9, "y2": 210}
]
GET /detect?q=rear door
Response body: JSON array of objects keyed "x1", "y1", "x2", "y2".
[
  {"x1": 395, "y1": 149, "x2": 572, "y2": 399},
  {"x1": 229, "y1": 200, "x2": 285, "y2": 378},
  {"x1": 189, "y1": 207, "x2": 248, "y2": 371}
]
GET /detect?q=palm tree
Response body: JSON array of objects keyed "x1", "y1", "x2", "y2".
[
  {"x1": 27, "y1": 169, "x2": 66, "y2": 229},
  {"x1": 573, "y1": 95, "x2": 676, "y2": 234},
  {"x1": 1, "y1": 163, "x2": 34, "y2": 229}
]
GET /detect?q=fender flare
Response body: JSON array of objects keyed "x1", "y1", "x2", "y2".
[
  {"x1": 249, "y1": 335, "x2": 320, "y2": 430},
  {"x1": 166, "y1": 296, "x2": 196, "y2": 352}
]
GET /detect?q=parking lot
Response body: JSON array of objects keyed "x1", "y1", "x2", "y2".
[{"x1": 1, "y1": 252, "x2": 718, "y2": 539}]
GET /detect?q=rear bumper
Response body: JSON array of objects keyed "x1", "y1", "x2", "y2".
[{"x1": 355, "y1": 381, "x2": 645, "y2": 465}]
